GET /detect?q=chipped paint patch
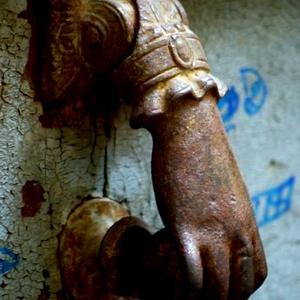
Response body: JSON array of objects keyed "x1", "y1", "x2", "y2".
[
  {"x1": 22, "y1": 180, "x2": 45, "y2": 217},
  {"x1": 37, "y1": 286, "x2": 50, "y2": 300}
]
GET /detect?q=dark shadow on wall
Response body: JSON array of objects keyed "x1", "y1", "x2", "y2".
[{"x1": 23, "y1": 0, "x2": 120, "y2": 137}]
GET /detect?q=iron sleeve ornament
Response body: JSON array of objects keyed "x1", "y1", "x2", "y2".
[{"x1": 113, "y1": 0, "x2": 227, "y2": 128}]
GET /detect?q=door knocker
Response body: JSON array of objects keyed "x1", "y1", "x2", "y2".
[{"x1": 34, "y1": 0, "x2": 267, "y2": 299}]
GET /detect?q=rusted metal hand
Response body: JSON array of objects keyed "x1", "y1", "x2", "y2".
[
  {"x1": 148, "y1": 89, "x2": 267, "y2": 299},
  {"x1": 42, "y1": 0, "x2": 267, "y2": 298},
  {"x1": 113, "y1": 0, "x2": 267, "y2": 298}
]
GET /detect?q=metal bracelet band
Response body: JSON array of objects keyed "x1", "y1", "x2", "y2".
[{"x1": 113, "y1": 0, "x2": 210, "y2": 105}]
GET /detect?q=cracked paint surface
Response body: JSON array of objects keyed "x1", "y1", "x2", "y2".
[
  {"x1": 0, "y1": 1, "x2": 157, "y2": 298},
  {"x1": 0, "y1": 1, "x2": 106, "y2": 297}
]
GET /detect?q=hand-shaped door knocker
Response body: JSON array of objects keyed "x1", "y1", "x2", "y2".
[{"x1": 37, "y1": 0, "x2": 267, "y2": 299}]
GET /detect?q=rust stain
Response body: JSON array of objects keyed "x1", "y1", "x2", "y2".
[
  {"x1": 22, "y1": 180, "x2": 45, "y2": 217},
  {"x1": 37, "y1": 287, "x2": 50, "y2": 300},
  {"x1": 56, "y1": 290, "x2": 67, "y2": 300},
  {"x1": 59, "y1": 198, "x2": 131, "y2": 299}
]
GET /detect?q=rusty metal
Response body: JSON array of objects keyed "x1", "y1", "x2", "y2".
[
  {"x1": 112, "y1": 0, "x2": 267, "y2": 296},
  {"x1": 100, "y1": 221, "x2": 184, "y2": 300},
  {"x1": 45, "y1": 0, "x2": 268, "y2": 299},
  {"x1": 100, "y1": 216, "x2": 153, "y2": 296},
  {"x1": 59, "y1": 198, "x2": 133, "y2": 299},
  {"x1": 31, "y1": 0, "x2": 137, "y2": 126}
]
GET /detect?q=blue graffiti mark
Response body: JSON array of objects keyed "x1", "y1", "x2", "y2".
[
  {"x1": 218, "y1": 86, "x2": 239, "y2": 133},
  {"x1": 251, "y1": 176, "x2": 295, "y2": 227},
  {"x1": 218, "y1": 68, "x2": 267, "y2": 133},
  {"x1": 225, "y1": 124, "x2": 236, "y2": 133},
  {"x1": 218, "y1": 86, "x2": 239, "y2": 123},
  {"x1": 240, "y1": 68, "x2": 267, "y2": 116},
  {"x1": 0, "y1": 247, "x2": 20, "y2": 275}
]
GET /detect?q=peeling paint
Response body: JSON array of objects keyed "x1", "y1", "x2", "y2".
[
  {"x1": 0, "y1": 0, "x2": 107, "y2": 298},
  {"x1": 37, "y1": 287, "x2": 50, "y2": 300},
  {"x1": 22, "y1": 180, "x2": 45, "y2": 217}
]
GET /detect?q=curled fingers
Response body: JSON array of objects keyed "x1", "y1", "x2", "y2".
[
  {"x1": 228, "y1": 241, "x2": 255, "y2": 300},
  {"x1": 200, "y1": 244, "x2": 230, "y2": 300}
]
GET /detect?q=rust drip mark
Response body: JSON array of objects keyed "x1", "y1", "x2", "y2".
[
  {"x1": 56, "y1": 290, "x2": 67, "y2": 300},
  {"x1": 37, "y1": 286, "x2": 50, "y2": 300},
  {"x1": 22, "y1": 180, "x2": 45, "y2": 217}
]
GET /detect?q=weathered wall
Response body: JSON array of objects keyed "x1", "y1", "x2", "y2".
[
  {"x1": 0, "y1": 0, "x2": 299, "y2": 299},
  {"x1": 0, "y1": 1, "x2": 107, "y2": 298},
  {"x1": 182, "y1": 1, "x2": 300, "y2": 299},
  {"x1": 109, "y1": 0, "x2": 300, "y2": 297}
]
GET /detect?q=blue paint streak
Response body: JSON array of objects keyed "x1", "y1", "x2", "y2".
[
  {"x1": 251, "y1": 176, "x2": 295, "y2": 227},
  {"x1": 225, "y1": 124, "x2": 236, "y2": 134},
  {"x1": 240, "y1": 68, "x2": 267, "y2": 116},
  {"x1": 0, "y1": 247, "x2": 20, "y2": 275},
  {"x1": 218, "y1": 86, "x2": 239, "y2": 123}
]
